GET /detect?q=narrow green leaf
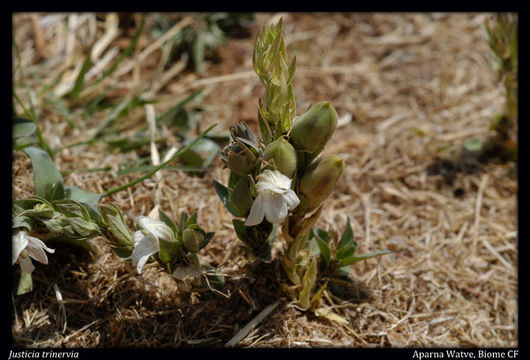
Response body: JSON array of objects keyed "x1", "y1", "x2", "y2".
[
  {"x1": 66, "y1": 50, "x2": 93, "y2": 99},
  {"x1": 185, "y1": 212, "x2": 198, "y2": 227},
  {"x1": 337, "y1": 217, "x2": 355, "y2": 250},
  {"x1": 24, "y1": 146, "x2": 64, "y2": 201},
  {"x1": 116, "y1": 164, "x2": 204, "y2": 176},
  {"x1": 159, "y1": 209, "x2": 178, "y2": 235},
  {"x1": 314, "y1": 235, "x2": 331, "y2": 270},
  {"x1": 157, "y1": 89, "x2": 203, "y2": 125},
  {"x1": 103, "y1": 124, "x2": 216, "y2": 197},
  {"x1": 336, "y1": 249, "x2": 391, "y2": 268},
  {"x1": 13, "y1": 91, "x2": 53, "y2": 158}
]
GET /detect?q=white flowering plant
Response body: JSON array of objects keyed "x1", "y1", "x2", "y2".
[
  {"x1": 214, "y1": 19, "x2": 390, "y2": 311},
  {"x1": 13, "y1": 135, "x2": 220, "y2": 295}
]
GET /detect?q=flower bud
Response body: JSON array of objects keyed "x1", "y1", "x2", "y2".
[
  {"x1": 298, "y1": 155, "x2": 344, "y2": 213},
  {"x1": 290, "y1": 101, "x2": 338, "y2": 165},
  {"x1": 182, "y1": 228, "x2": 204, "y2": 253},
  {"x1": 263, "y1": 137, "x2": 297, "y2": 178},
  {"x1": 229, "y1": 176, "x2": 254, "y2": 217},
  {"x1": 224, "y1": 143, "x2": 259, "y2": 175}
]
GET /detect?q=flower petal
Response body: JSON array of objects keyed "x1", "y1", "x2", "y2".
[
  {"x1": 138, "y1": 216, "x2": 175, "y2": 242},
  {"x1": 26, "y1": 243, "x2": 49, "y2": 265},
  {"x1": 259, "y1": 169, "x2": 291, "y2": 190},
  {"x1": 245, "y1": 193, "x2": 265, "y2": 226},
  {"x1": 19, "y1": 256, "x2": 35, "y2": 274},
  {"x1": 28, "y1": 236, "x2": 55, "y2": 254},
  {"x1": 262, "y1": 191, "x2": 288, "y2": 224},
  {"x1": 283, "y1": 189, "x2": 300, "y2": 210},
  {"x1": 256, "y1": 181, "x2": 283, "y2": 194},
  {"x1": 12, "y1": 231, "x2": 29, "y2": 264},
  {"x1": 131, "y1": 232, "x2": 159, "y2": 274}
]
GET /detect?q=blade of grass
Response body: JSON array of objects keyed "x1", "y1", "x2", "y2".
[
  {"x1": 102, "y1": 124, "x2": 216, "y2": 197},
  {"x1": 13, "y1": 90, "x2": 54, "y2": 159},
  {"x1": 88, "y1": 16, "x2": 146, "y2": 90},
  {"x1": 157, "y1": 89, "x2": 203, "y2": 125},
  {"x1": 66, "y1": 43, "x2": 94, "y2": 99},
  {"x1": 116, "y1": 164, "x2": 204, "y2": 176}
]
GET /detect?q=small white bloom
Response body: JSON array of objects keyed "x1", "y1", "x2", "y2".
[
  {"x1": 131, "y1": 216, "x2": 176, "y2": 274},
  {"x1": 245, "y1": 169, "x2": 300, "y2": 226},
  {"x1": 12, "y1": 231, "x2": 55, "y2": 274}
]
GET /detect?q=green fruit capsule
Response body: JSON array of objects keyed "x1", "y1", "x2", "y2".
[
  {"x1": 291, "y1": 101, "x2": 338, "y2": 165},
  {"x1": 263, "y1": 137, "x2": 297, "y2": 178},
  {"x1": 298, "y1": 155, "x2": 344, "y2": 213},
  {"x1": 229, "y1": 176, "x2": 254, "y2": 217},
  {"x1": 182, "y1": 228, "x2": 204, "y2": 253}
]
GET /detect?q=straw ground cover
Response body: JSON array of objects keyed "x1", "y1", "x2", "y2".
[{"x1": 12, "y1": 12, "x2": 517, "y2": 347}]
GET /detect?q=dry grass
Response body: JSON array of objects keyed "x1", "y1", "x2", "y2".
[{"x1": 12, "y1": 12, "x2": 517, "y2": 348}]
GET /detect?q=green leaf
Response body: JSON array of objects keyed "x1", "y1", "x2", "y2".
[
  {"x1": 180, "y1": 138, "x2": 220, "y2": 169},
  {"x1": 66, "y1": 49, "x2": 93, "y2": 99},
  {"x1": 232, "y1": 220, "x2": 274, "y2": 262},
  {"x1": 179, "y1": 212, "x2": 189, "y2": 235},
  {"x1": 158, "y1": 209, "x2": 179, "y2": 236},
  {"x1": 16, "y1": 272, "x2": 33, "y2": 295},
  {"x1": 64, "y1": 186, "x2": 102, "y2": 206},
  {"x1": 337, "y1": 217, "x2": 355, "y2": 250},
  {"x1": 13, "y1": 118, "x2": 36, "y2": 139},
  {"x1": 213, "y1": 180, "x2": 241, "y2": 216},
  {"x1": 314, "y1": 233, "x2": 331, "y2": 270},
  {"x1": 336, "y1": 249, "x2": 391, "y2": 268},
  {"x1": 199, "y1": 231, "x2": 215, "y2": 250},
  {"x1": 116, "y1": 164, "x2": 204, "y2": 176},
  {"x1": 336, "y1": 219, "x2": 357, "y2": 260},
  {"x1": 24, "y1": 146, "x2": 64, "y2": 201},
  {"x1": 185, "y1": 212, "x2": 198, "y2": 227}
]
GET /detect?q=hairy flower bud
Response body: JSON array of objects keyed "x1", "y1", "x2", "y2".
[
  {"x1": 182, "y1": 228, "x2": 204, "y2": 253},
  {"x1": 263, "y1": 137, "x2": 297, "y2": 178},
  {"x1": 297, "y1": 155, "x2": 344, "y2": 213},
  {"x1": 229, "y1": 176, "x2": 254, "y2": 217},
  {"x1": 290, "y1": 101, "x2": 338, "y2": 166}
]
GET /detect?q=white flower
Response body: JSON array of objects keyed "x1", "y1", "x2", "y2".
[
  {"x1": 12, "y1": 231, "x2": 55, "y2": 274},
  {"x1": 245, "y1": 169, "x2": 300, "y2": 226},
  {"x1": 131, "y1": 216, "x2": 176, "y2": 274}
]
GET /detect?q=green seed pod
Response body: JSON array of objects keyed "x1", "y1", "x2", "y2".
[
  {"x1": 298, "y1": 155, "x2": 344, "y2": 213},
  {"x1": 290, "y1": 101, "x2": 338, "y2": 166},
  {"x1": 263, "y1": 137, "x2": 297, "y2": 178},
  {"x1": 229, "y1": 176, "x2": 254, "y2": 217},
  {"x1": 182, "y1": 228, "x2": 204, "y2": 253}
]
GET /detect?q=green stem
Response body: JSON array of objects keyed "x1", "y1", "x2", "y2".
[{"x1": 102, "y1": 124, "x2": 216, "y2": 197}]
